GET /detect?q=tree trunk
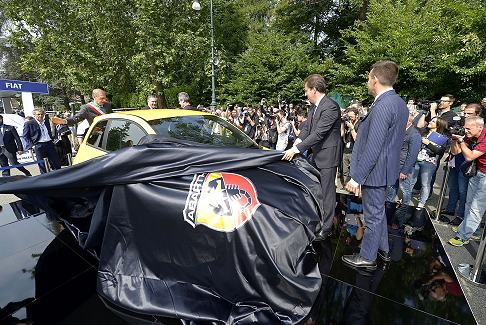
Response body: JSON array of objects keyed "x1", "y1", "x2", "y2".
[
  {"x1": 358, "y1": 0, "x2": 369, "y2": 21},
  {"x1": 155, "y1": 81, "x2": 168, "y2": 109}
]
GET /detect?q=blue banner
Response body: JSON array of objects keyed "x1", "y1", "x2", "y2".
[{"x1": 0, "y1": 79, "x2": 49, "y2": 94}]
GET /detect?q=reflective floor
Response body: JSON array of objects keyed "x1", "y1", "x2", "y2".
[{"x1": 0, "y1": 196, "x2": 476, "y2": 324}]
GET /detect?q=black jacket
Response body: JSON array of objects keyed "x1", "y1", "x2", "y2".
[{"x1": 1, "y1": 124, "x2": 24, "y2": 153}]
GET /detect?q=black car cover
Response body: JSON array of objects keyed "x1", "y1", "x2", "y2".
[{"x1": 0, "y1": 138, "x2": 326, "y2": 324}]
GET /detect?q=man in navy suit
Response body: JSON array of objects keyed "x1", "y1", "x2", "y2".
[
  {"x1": 343, "y1": 61, "x2": 408, "y2": 270},
  {"x1": 282, "y1": 74, "x2": 341, "y2": 239},
  {"x1": 0, "y1": 115, "x2": 32, "y2": 176},
  {"x1": 23, "y1": 108, "x2": 61, "y2": 173}
]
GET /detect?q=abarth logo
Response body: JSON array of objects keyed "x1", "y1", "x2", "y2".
[{"x1": 183, "y1": 172, "x2": 261, "y2": 232}]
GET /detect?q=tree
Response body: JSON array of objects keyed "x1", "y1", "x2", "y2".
[
  {"x1": 334, "y1": 0, "x2": 486, "y2": 102},
  {"x1": 221, "y1": 31, "x2": 330, "y2": 105}
]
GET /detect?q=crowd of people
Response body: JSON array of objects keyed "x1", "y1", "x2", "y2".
[{"x1": 2, "y1": 62, "x2": 486, "y2": 271}]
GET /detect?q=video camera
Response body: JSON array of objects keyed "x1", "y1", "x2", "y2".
[
  {"x1": 449, "y1": 116, "x2": 465, "y2": 136},
  {"x1": 415, "y1": 100, "x2": 440, "y2": 111}
]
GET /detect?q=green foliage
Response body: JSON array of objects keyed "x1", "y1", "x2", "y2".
[
  {"x1": 221, "y1": 31, "x2": 330, "y2": 105},
  {"x1": 335, "y1": 0, "x2": 486, "y2": 102},
  {"x1": 1, "y1": 0, "x2": 485, "y2": 107}
]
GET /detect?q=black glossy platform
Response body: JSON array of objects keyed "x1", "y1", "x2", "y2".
[{"x1": 0, "y1": 197, "x2": 476, "y2": 324}]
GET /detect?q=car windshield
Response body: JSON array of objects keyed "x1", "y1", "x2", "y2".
[{"x1": 148, "y1": 115, "x2": 257, "y2": 148}]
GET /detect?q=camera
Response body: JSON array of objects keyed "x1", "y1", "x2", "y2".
[
  {"x1": 415, "y1": 100, "x2": 439, "y2": 111},
  {"x1": 449, "y1": 124, "x2": 466, "y2": 136},
  {"x1": 341, "y1": 115, "x2": 351, "y2": 123}
]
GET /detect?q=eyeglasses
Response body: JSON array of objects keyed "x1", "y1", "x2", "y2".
[{"x1": 440, "y1": 100, "x2": 451, "y2": 103}]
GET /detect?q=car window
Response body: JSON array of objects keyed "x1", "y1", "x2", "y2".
[
  {"x1": 104, "y1": 119, "x2": 147, "y2": 152},
  {"x1": 86, "y1": 120, "x2": 108, "y2": 148},
  {"x1": 148, "y1": 115, "x2": 256, "y2": 148}
]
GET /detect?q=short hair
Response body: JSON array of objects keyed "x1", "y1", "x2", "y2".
[
  {"x1": 92, "y1": 88, "x2": 105, "y2": 98},
  {"x1": 296, "y1": 108, "x2": 306, "y2": 117},
  {"x1": 465, "y1": 116, "x2": 485, "y2": 128},
  {"x1": 304, "y1": 74, "x2": 326, "y2": 93},
  {"x1": 178, "y1": 92, "x2": 190, "y2": 103},
  {"x1": 345, "y1": 106, "x2": 359, "y2": 116},
  {"x1": 443, "y1": 94, "x2": 455, "y2": 102},
  {"x1": 370, "y1": 60, "x2": 399, "y2": 86},
  {"x1": 33, "y1": 107, "x2": 45, "y2": 114},
  {"x1": 147, "y1": 95, "x2": 157, "y2": 101},
  {"x1": 465, "y1": 103, "x2": 482, "y2": 116}
]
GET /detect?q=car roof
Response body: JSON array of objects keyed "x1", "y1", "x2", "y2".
[{"x1": 115, "y1": 109, "x2": 211, "y2": 121}]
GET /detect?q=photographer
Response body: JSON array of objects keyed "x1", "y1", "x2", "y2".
[
  {"x1": 340, "y1": 107, "x2": 360, "y2": 182},
  {"x1": 291, "y1": 108, "x2": 307, "y2": 138},
  {"x1": 407, "y1": 117, "x2": 449, "y2": 208},
  {"x1": 448, "y1": 116, "x2": 486, "y2": 247},
  {"x1": 275, "y1": 109, "x2": 291, "y2": 151},
  {"x1": 237, "y1": 106, "x2": 258, "y2": 139},
  {"x1": 426, "y1": 94, "x2": 458, "y2": 127},
  {"x1": 443, "y1": 104, "x2": 482, "y2": 226},
  {"x1": 385, "y1": 113, "x2": 421, "y2": 204}
]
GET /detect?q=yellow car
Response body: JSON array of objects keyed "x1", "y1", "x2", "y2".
[{"x1": 73, "y1": 109, "x2": 259, "y2": 164}]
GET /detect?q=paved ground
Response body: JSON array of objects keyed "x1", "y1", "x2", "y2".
[{"x1": 0, "y1": 164, "x2": 40, "y2": 205}]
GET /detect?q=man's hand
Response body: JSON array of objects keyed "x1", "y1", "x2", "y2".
[
  {"x1": 51, "y1": 116, "x2": 66, "y2": 125},
  {"x1": 430, "y1": 102, "x2": 437, "y2": 113},
  {"x1": 282, "y1": 149, "x2": 296, "y2": 161},
  {"x1": 422, "y1": 138, "x2": 430, "y2": 145},
  {"x1": 399, "y1": 172, "x2": 407, "y2": 180},
  {"x1": 451, "y1": 134, "x2": 465, "y2": 142},
  {"x1": 345, "y1": 180, "x2": 361, "y2": 197}
]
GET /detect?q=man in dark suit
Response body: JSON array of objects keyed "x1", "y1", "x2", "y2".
[
  {"x1": 178, "y1": 92, "x2": 196, "y2": 110},
  {"x1": 0, "y1": 115, "x2": 31, "y2": 176},
  {"x1": 282, "y1": 74, "x2": 341, "y2": 239},
  {"x1": 51, "y1": 88, "x2": 112, "y2": 127},
  {"x1": 146, "y1": 95, "x2": 158, "y2": 109},
  {"x1": 343, "y1": 60, "x2": 408, "y2": 270},
  {"x1": 23, "y1": 108, "x2": 61, "y2": 174}
]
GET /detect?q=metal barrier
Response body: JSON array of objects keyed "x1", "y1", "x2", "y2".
[
  {"x1": 433, "y1": 164, "x2": 451, "y2": 220},
  {"x1": 458, "y1": 225, "x2": 486, "y2": 288},
  {"x1": 433, "y1": 158, "x2": 486, "y2": 287}
]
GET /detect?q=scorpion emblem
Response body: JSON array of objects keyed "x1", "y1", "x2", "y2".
[{"x1": 207, "y1": 177, "x2": 252, "y2": 217}]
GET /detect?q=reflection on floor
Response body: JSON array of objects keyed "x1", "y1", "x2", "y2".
[
  {"x1": 306, "y1": 193, "x2": 476, "y2": 325},
  {"x1": 0, "y1": 196, "x2": 477, "y2": 324}
]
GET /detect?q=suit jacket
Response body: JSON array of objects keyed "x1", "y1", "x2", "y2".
[
  {"x1": 66, "y1": 103, "x2": 113, "y2": 126},
  {"x1": 400, "y1": 125, "x2": 421, "y2": 175},
  {"x1": 296, "y1": 96, "x2": 341, "y2": 169},
  {"x1": 349, "y1": 90, "x2": 408, "y2": 186},
  {"x1": 23, "y1": 116, "x2": 54, "y2": 149},
  {"x1": 1, "y1": 124, "x2": 23, "y2": 153}
]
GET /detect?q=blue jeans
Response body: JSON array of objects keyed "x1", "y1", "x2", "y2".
[
  {"x1": 409, "y1": 161, "x2": 437, "y2": 206},
  {"x1": 457, "y1": 170, "x2": 486, "y2": 240},
  {"x1": 445, "y1": 166, "x2": 468, "y2": 218},
  {"x1": 385, "y1": 172, "x2": 414, "y2": 204}
]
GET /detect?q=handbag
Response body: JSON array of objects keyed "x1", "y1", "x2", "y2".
[{"x1": 460, "y1": 159, "x2": 477, "y2": 178}]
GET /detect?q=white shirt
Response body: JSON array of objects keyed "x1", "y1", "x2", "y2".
[
  {"x1": 292, "y1": 94, "x2": 326, "y2": 153},
  {"x1": 37, "y1": 120, "x2": 52, "y2": 143}
]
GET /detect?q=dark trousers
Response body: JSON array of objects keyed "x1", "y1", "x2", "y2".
[
  {"x1": 359, "y1": 185, "x2": 388, "y2": 261},
  {"x1": 318, "y1": 166, "x2": 337, "y2": 234},
  {"x1": 0, "y1": 148, "x2": 31, "y2": 176},
  {"x1": 34, "y1": 141, "x2": 61, "y2": 173}
]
